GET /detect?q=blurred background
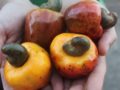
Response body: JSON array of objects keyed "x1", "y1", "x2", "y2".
[{"x1": 104, "y1": 0, "x2": 120, "y2": 90}]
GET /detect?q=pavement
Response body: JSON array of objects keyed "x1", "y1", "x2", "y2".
[{"x1": 103, "y1": 0, "x2": 120, "y2": 90}]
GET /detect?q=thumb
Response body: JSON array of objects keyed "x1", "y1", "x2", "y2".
[
  {"x1": 98, "y1": 27, "x2": 117, "y2": 56},
  {"x1": 85, "y1": 56, "x2": 106, "y2": 90}
]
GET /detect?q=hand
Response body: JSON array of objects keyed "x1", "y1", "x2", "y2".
[
  {"x1": 68, "y1": 27, "x2": 117, "y2": 90},
  {"x1": 42, "y1": 28, "x2": 116, "y2": 90},
  {"x1": 98, "y1": 27, "x2": 117, "y2": 55},
  {"x1": 0, "y1": 0, "x2": 38, "y2": 90},
  {"x1": 44, "y1": 0, "x2": 117, "y2": 89},
  {"x1": 41, "y1": 73, "x2": 64, "y2": 90},
  {"x1": 0, "y1": 0, "x2": 117, "y2": 90},
  {"x1": 41, "y1": 56, "x2": 106, "y2": 90}
]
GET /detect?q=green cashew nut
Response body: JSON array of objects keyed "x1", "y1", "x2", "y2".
[
  {"x1": 101, "y1": 8, "x2": 118, "y2": 30},
  {"x1": 97, "y1": 0, "x2": 118, "y2": 30},
  {"x1": 63, "y1": 37, "x2": 90, "y2": 57},
  {"x1": 2, "y1": 43, "x2": 29, "y2": 67}
]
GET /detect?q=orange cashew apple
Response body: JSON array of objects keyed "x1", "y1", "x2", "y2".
[
  {"x1": 50, "y1": 33, "x2": 98, "y2": 79},
  {"x1": 2, "y1": 42, "x2": 51, "y2": 90},
  {"x1": 64, "y1": 0, "x2": 117, "y2": 40}
]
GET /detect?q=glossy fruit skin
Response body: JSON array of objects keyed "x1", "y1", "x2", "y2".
[
  {"x1": 50, "y1": 33, "x2": 98, "y2": 79},
  {"x1": 4, "y1": 42, "x2": 51, "y2": 90},
  {"x1": 65, "y1": 1, "x2": 103, "y2": 39},
  {"x1": 24, "y1": 9, "x2": 64, "y2": 50}
]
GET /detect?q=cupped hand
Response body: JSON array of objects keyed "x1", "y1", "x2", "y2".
[
  {"x1": 0, "y1": 0, "x2": 38, "y2": 89},
  {"x1": 98, "y1": 27, "x2": 117, "y2": 55},
  {"x1": 47, "y1": 56, "x2": 106, "y2": 90},
  {"x1": 47, "y1": 0, "x2": 117, "y2": 90},
  {"x1": 44, "y1": 27, "x2": 117, "y2": 90},
  {"x1": 0, "y1": 0, "x2": 117, "y2": 90},
  {"x1": 69, "y1": 27, "x2": 118, "y2": 90}
]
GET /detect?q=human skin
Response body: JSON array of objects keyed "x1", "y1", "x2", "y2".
[{"x1": 0, "y1": 0, "x2": 117, "y2": 90}]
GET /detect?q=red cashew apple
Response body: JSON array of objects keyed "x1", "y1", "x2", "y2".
[
  {"x1": 50, "y1": 33, "x2": 98, "y2": 79},
  {"x1": 24, "y1": 9, "x2": 64, "y2": 50},
  {"x1": 64, "y1": 0, "x2": 117, "y2": 40}
]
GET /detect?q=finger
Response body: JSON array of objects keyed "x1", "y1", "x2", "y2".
[
  {"x1": 98, "y1": 27, "x2": 117, "y2": 56},
  {"x1": 85, "y1": 56, "x2": 106, "y2": 90},
  {"x1": 51, "y1": 73, "x2": 64, "y2": 90},
  {"x1": 64, "y1": 79, "x2": 71, "y2": 90},
  {"x1": 41, "y1": 85, "x2": 52, "y2": 90},
  {"x1": 69, "y1": 79, "x2": 85, "y2": 90}
]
